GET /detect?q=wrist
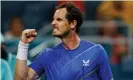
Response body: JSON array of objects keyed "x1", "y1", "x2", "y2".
[
  {"x1": 16, "y1": 41, "x2": 29, "y2": 60},
  {"x1": 21, "y1": 39, "x2": 29, "y2": 44}
]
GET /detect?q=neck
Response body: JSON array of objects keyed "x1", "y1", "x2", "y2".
[{"x1": 61, "y1": 31, "x2": 80, "y2": 50}]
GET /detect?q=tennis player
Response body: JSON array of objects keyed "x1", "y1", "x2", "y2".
[{"x1": 15, "y1": 2, "x2": 113, "y2": 80}]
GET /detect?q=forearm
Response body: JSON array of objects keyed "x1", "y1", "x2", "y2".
[
  {"x1": 15, "y1": 41, "x2": 29, "y2": 79},
  {"x1": 15, "y1": 60, "x2": 28, "y2": 80},
  {"x1": 15, "y1": 60, "x2": 39, "y2": 80}
]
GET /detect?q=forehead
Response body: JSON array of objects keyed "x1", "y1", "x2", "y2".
[{"x1": 54, "y1": 8, "x2": 67, "y2": 18}]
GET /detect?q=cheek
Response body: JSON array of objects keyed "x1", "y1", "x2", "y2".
[{"x1": 59, "y1": 22, "x2": 70, "y2": 32}]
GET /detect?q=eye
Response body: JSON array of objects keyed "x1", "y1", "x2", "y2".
[{"x1": 56, "y1": 18, "x2": 62, "y2": 21}]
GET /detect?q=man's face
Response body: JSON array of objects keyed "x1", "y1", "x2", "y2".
[{"x1": 51, "y1": 8, "x2": 71, "y2": 38}]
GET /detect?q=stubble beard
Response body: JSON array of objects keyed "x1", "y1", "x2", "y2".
[{"x1": 52, "y1": 29, "x2": 71, "y2": 39}]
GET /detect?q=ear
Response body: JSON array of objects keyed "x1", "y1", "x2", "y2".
[{"x1": 70, "y1": 20, "x2": 77, "y2": 29}]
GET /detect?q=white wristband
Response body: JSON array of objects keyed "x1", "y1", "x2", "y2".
[{"x1": 16, "y1": 41, "x2": 29, "y2": 60}]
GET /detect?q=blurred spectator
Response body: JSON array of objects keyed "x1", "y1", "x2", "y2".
[
  {"x1": 98, "y1": 20, "x2": 127, "y2": 65},
  {"x1": 1, "y1": 33, "x2": 16, "y2": 76},
  {"x1": 4, "y1": 16, "x2": 24, "y2": 40},
  {"x1": 1, "y1": 33, "x2": 30, "y2": 77},
  {"x1": 97, "y1": 1, "x2": 133, "y2": 30},
  {"x1": 1, "y1": 33, "x2": 13, "y2": 80},
  {"x1": 0, "y1": 59, "x2": 13, "y2": 80}
]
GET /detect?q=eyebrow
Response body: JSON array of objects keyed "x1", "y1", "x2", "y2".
[{"x1": 53, "y1": 17, "x2": 64, "y2": 20}]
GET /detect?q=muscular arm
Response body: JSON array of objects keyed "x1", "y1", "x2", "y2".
[
  {"x1": 15, "y1": 29, "x2": 38, "y2": 80},
  {"x1": 15, "y1": 59, "x2": 39, "y2": 80}
]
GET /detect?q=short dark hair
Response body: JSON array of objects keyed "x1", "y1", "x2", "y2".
[{"x1": 56, "y1": 2, "x2": 83, "y2": 33}]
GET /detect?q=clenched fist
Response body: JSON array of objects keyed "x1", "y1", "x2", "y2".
[{"x1": 21, "y1": 29, "x2": 37, "y2": 44}]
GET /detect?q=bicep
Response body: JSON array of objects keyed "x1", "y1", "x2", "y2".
[
  {"x1": 27, "y1": 67, "x2": 39, "y2": 80},
  {"x1": 28, "y1": 51, "x2": 46, "y2": 78},
  {"x1": 27, "y1": 49, "x2": 49, "y2": 79}
]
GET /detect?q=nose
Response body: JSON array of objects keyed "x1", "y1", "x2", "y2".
[{"x1": 51, "y1": 20, "x2": 56, "y2": 26}]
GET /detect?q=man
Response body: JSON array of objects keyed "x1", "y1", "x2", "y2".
[{"x1": 15, "y1": 2, "x2": 113, "y2": 80}]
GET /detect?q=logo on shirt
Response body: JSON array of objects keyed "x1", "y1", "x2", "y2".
[{"x1": 82, "y1": 60, "x2": 90, "y2": 66}]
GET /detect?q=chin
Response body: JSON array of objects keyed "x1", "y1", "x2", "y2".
[
  {"x1": 53, "y1": 34, "x2": 61, "y2": 37},
  {"x1": 52, "y1": 33, "x2": 62, "y2": 38}
]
